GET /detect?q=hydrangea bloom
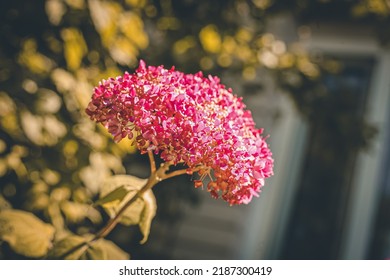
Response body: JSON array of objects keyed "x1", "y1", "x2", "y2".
[{"x1": 86, "y1": 60, "x2": 274, "y2": 205}]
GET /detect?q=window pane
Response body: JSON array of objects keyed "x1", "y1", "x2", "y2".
[{"x1": 279, "y1": 57, "x2": 374, "y2": 259}]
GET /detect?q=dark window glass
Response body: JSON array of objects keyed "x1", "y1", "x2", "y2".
[
  {"x1": 279, "y1": 57, "x2": 374, "y2": 259},
  {"x1": 369, "y1": 107, "x2": 390, "y2": 260}
]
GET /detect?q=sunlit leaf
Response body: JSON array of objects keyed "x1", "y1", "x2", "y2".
[
  {"x1": 199, "y1": 25, "x2": 221, "y2": 53},
  {"x1": 114, "y1": 137, "x2": 138, "y2": 154},
  {"x1": 45, "y1": 0, "x2": 66, "y2": 25},
  {"x1": 138, "y1": 189, "x2": 157, "y2": 244},
  {"x1": 174, "y1": 36, "x2": 196, "y2": 55},
  {"x1": 0, "y1": 195, "x2": 11, "y2": 210},
  {"x1": 126, "y1": 0, "x2": 146, "y2": 8},
  {"x1": 88, "y1": 0, "x2": 121, "y2": 46},
  {"x1": 99, "y1": 239, "x2": 129, "y2": 260},
  {"x1": 48, "y1": 202, "x2": 65, "y2": 231},
  {"x1": 119, "y1": 197, "x2": 144, "y2": 225},
  {"x1": 120, "y1": 12, "x2": 149, "y2": 49},
  {"x1": 18, "y1": 39, "x2": 54, "y2": 74},
  {"x1": 0, "y1": 209, "x2": 55, "y2": 258},
  {"x1": 99, "y1": 175, "x2": 147, "y2": 217},
  {"x1": 0, "y1": 92, "x2": 15, "y2": 117},
  {"x1": 61, "y1": 28, "x2": 87, "y2": 71},
  {"x1": 27, "y1": 193, "x2": 50, "y2": 211},
  {"x1": 252, "y1": 0, "x2": 272, "y2": 9},
  {"x1": 85, "y1": 242, "x2": 105, "y2": 259},
  {"x1": 35, "y1": 89, "x2": 62, "y2": 114},
  {"x1": 79, "y1": 152, "x2": 125, "y2": 194},
  {"x1": 99, "y1": 175, "x2": 157, "y2": 243},
  {"x1": 48, "y1": 234, "x2": 129, "y2": 260},
  {"x1": 51, "y1": 68, "x2": 75, "y2": 93},
  {"x1": 20, "y1": 110, "x2": 67, "y2": 146},
  {"x1": 61, "y1": 200, "x2": 102, "y2": 224},
  {"x1": 48, "y1": 234, "x2": 89, "y2": 259},
  {"x1": 110, "y1": 37, "x2": 139, "y2": 66},
  {"x1": 94, "y1": 185, "x2": 129, "y2": 207},
  {"x1": 42, "y1": 168, "x2": 61, "y2": 185},
  {"x1": 120, "y1": 189, "x2": 156, "y2": 244},
  {"x1": 65, "y1": 0, "x2": 85, "y2": 10},
  {"x1": 88, "y1": 239, "x2": 129, "y2": 260}
]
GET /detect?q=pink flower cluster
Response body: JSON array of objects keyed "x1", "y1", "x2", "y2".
[{"x1": 86, "y1": 60, "x2": 274, "y2": 205}]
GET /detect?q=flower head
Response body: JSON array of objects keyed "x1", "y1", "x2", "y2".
[{"x1": 86, "y1": 60, "x2": 274, "y2": 205}]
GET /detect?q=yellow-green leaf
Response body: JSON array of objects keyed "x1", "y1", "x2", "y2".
[
  {"x1": 99, "y1": 175, "x2": 157, "y2": 243},
  {"x1": 139, "y1": 190, "x2": 157, "y2": 244},
  {"x1": 48, "y1": 234, "x2": 129, "y2": 260},
  {"x1": 199, "y1": 24, "x2": 221, "y2": 53},
  {"x1": 85, "y1": 242, "x2": 105, "y2": 260},
  {"x1": 100, "y1": 239, "x2": 130, "y2": 260},
  {"x1": 48, "y1": 234, "x2": 89, "y2": 259},
  {"x1": 99, "y1": 174, "x2": 147, "y2": 218},
  {"x1": 0, "y1": 209, "x2": 55, "y2": 258},
  {"x1": 88, "y1": 239, "x2": 129, "y2": 260},
  {"x1": 61, "y1": 28, "x2": 87, "y2": 71},
  {"x1": 94, "y1": 185, "x2": 129, "y2": 207}
]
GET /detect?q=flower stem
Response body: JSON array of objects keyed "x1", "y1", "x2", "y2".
[
  {"x1": 92, "y1": 177, "x2": 156, "y2": 240},
  {"x1": 93, "y1": 161, "x2": 172, "y2": 241},
  {"x1": 148, "y1": 150, "x2": 156, "y2": 174},
  {"x1": 163, "y1": 168, "x2": 189, "y2": 179}
]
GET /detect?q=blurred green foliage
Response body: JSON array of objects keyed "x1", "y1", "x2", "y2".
[{"x1": 0, "y1": 0, "x2": 387, "y2": 259}]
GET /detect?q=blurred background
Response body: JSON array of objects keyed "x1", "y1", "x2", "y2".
[{"x1": 1, "y1": 0, "x2": 390, "y2": 260}]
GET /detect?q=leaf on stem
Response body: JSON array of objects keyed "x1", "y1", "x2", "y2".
[
  {"x1": 98, "y1": 175, "x2": 157, "y2": 243},
  {"x1": 88, "y1": 238, "x2": 130, "y2": 260},
  {"x1": 0, "y1": 209, "x2": 55, "y2": 258},
  {"x1": 94, "y1": 185, "x2": 130, "y2": 208},
  {"x1": 48, "y1": 234, "x2": 89, "y2": 259},
  {"x1": 138, "y1": 190, "x2": 157, "y2": 244},
  {"x1": 48, "y1": 234, "x2": 129, "y2": 260}
]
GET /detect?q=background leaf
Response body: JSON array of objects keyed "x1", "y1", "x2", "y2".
[
  {"x1": 60, "y1": 200, "x2": 102, "y2": 224},
  {"x1": 0, "y1": 209, "x2": 55, "y2": 258},
  {"x1": 0, "y1": 195, "x2": 11, "y2": 210}
]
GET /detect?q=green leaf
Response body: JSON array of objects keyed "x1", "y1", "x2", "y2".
[
  {"x1": 98, "y1": 175, "x2": 147, "y2": 219},
  {"x1": 94, "y1": 185, "x2": 129, "y2": 207},
  {"x1": 0, "y1": 209, "x2": 55, "y2": 258},
  {"x1": 48, "y1": 234, "x2": 89, "y2": 259},
  {"x1": 98, "y1": 175, "x2": 157, "y2": 243}
]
